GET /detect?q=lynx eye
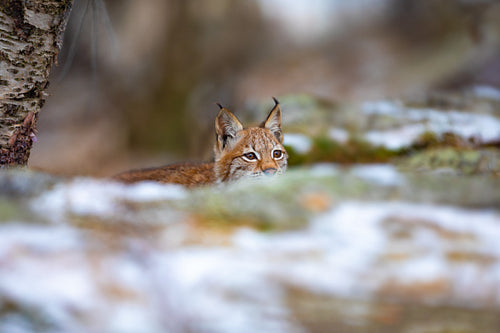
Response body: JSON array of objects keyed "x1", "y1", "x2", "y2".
[
  {"x1": 273, "y1": 150, "x2": 283, "y2": 159},
  {"x1": 243, "y1": 152, "x2": 257, "y2": 161}
]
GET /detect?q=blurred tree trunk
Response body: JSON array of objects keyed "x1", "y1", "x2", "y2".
[{"x1": 0, "y1": 0, "x2": 72, "y2": 167}]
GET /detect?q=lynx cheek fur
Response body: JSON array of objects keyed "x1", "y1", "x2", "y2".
[{"x1": 114, "y1": 98, "x2": 288, "y2": 187}]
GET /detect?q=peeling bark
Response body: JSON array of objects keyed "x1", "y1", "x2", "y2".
[{"x1": 0, "y1": 0, "x2": 72, "y2": 166}]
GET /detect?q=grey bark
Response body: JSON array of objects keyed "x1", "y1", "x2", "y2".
[{"x1": 0, "y1": 0, "x2": 72, "y2": 166}]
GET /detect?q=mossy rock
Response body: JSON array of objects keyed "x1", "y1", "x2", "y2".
[
  {"x1": 285, "y1": 135, "x2": 400, "y2": 166},
  {"x1": 398, "y1": 148, "x2": 500, "y2": 175}
]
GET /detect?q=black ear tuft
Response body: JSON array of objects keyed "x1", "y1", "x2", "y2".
[{"x1": 263, "y1": 98, "x2": 282, "y2": 143}]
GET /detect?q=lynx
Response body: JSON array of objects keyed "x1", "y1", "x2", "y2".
[{"x1": 114, "y1": 98, "x2": 288, "y2": 187}]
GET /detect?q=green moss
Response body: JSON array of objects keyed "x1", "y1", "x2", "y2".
[
  {"x1": 284, "y1": 146, "x2": 308, "y2": 166},
  {"x1": 410, "y1": 131, "x2": 470, "y2": 151},
  {"x1": 284, "y1": 126, "x2": 493, "y2": 168},
  {"x1": 413, "y1": 131, "x2": 440, "y2": 148},
  {"x1": 0, "y1": 200, "x2": 19, "y2": 221},
  {"x1": 286, "y1": 135, "x2": 398, "y2": 166},
  {"x1": 0, "y1": 199, "x2": 38, "y2": 223}
]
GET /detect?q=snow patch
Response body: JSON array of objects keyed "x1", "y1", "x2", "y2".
[
  {"x1": 0, "y1": 225, "x2": 96, "y2": 321},
  {"x1": 0, "y1": 224, "x2": 81, "y2": 255},
  {"x1": 362, "y1": 100, "x2": 500, "y2": 149},
  {"x1": 351, "y1": 164, "x2": 404, "y2": 186},
  {"x1": 283, "y1": 133, "x2": 313, "y2": 153},
  {"x1": 328, "y1": 127, "x2": 349, "y2": 143},
  {"x1": 31, "y1": 178, "x2": 187, "y2": 222},
  {"x1": 364, "y1": 124, "x2": 427, "y2": 149},
  {"x1": 309, "y1": 163, "x2": 340, "y2": 176},
  {"x1": 471, "y1": 85, "x2": 500, "y2": 101}
]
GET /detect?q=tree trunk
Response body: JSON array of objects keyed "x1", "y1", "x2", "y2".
[{"x1": 0, "y1": 0, "x2": 72, "y2": 166}]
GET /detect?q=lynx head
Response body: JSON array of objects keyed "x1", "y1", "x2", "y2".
[{"x1": 214, "y1": 98, "x2": 288, "y2": 183}]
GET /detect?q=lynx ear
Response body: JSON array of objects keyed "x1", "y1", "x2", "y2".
[
  {"x1": 262, "y1": 97, "x2": 283, "y2": 143},
  {"x1": 215, "y1": 103, "x2": 243, "y2": 152}
]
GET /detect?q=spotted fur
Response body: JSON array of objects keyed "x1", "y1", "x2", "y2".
[{"x1": 114, "y1": 99, "x2": 288, "y2": 187}]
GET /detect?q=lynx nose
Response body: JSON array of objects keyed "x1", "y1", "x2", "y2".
[{"x1": 263, "y1": 168, "x2": 277, "y2": 176}]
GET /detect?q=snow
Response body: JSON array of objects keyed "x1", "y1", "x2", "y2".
[
  {"x1": 351, "y1": 164, "x2": 404, "y2": 186},
  {"x1": 328, "y1": 127, "x2": 349, "y2": 143},
  {"x1": 107, "y1": 304, "x2": 164, "y2": 333},
  {"x1": 471, "y1": 85, "x2": 500, "y2": 101},
  {"x1": 364, "y1": 123, "x2": 427, "y2": 149},
  {"x1": 160, "y1": 250, "x2": 298, "y2": 333},
  {"x1": 283, "y1": 133, "x2": 313, "y2": 153},
  {"x1": 31, "y1": 178, "x2": 187, "y2": 222},
  {"x1": 309, "y1": 163, "x2": 340, "y2": 176},
  {"x1": 362, "y1": 99, "x2": 403, "y2": 116},
  {"x1": 0, "y1": 224, "x2": 81, "y2": 254},
  {"x1": 0, "y1": 225, "x2": 97, "y2": 330},
  {"x1": 160, "y1": 201, "x2": 500, "y2": 324},
  {"x1": 362, "y1": 100, "x2": 500, "y2": 149}
]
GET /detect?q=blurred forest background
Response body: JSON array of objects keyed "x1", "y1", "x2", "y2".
[{"x1": 28, "y1": 0, "x2": 500, "y2": 176}]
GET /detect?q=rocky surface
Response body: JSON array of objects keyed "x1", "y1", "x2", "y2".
[
  {"x1": 279, "y1": 88, "x2": 500, "y2": 175},
  {"x1": 1, "y1": 164, "x2": 500, "y2": 333}
]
